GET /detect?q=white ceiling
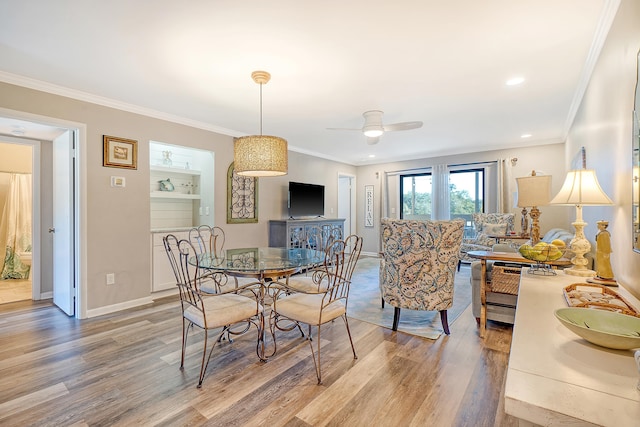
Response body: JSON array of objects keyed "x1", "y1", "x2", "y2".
[{"x1": 0, "y1": 0, "x2": 616, "y2": 165}]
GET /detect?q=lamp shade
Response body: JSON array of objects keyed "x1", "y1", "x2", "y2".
[
  {"x1": 516, "y1": 174, "x2": 551, "y2": 207},
  {"x1": 550, "y1": 169, "x2": 613, "y2": 206},
  {"x1": 234, "y1": 135, "x2": 288, "y2": 177}
]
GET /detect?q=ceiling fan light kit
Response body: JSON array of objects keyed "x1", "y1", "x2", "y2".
[
  {"x1": 328, "y1": 109, "x2": 423, "y2": 144},
  {"x1": 234, "y1": 70, "x2": 288, "y2": 177}
]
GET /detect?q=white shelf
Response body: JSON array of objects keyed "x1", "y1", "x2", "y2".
[
  {"x1": 150, "y1": 191, "x2": 200, "y2": 200},
  {"x1": 150, "y1": 165, "x2": 201, "y2": 175}
]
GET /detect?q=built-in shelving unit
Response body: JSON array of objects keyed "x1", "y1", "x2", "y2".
[
  {"x1": 149, "y1": 141, "x2": 216, "y2": 292},
  {"x1": 150, "y1": 192, "x2": 200, "y2": 200}
]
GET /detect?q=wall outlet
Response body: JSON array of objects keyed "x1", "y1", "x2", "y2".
[{"x1": 106, "y1": 273, "x2": 115, "y2": 285}]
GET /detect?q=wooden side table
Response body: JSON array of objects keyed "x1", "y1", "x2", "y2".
[
  {"x1": 486, "y1": 234, "x2": 530, "y2": 244},
  {"x1": 466, "y1": 250, "x2": 571, "y2": 337}
]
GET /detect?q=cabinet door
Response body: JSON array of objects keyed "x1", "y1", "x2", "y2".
[
  {"x1": 288, "y1": 225, "x2": 305, "y2": 248},
  {"x1": 152, "y1": 245, "x2": 176, "y2": 292},
  {"x1": 151, "y1": 231, "x2": 188, "y2": 292}
]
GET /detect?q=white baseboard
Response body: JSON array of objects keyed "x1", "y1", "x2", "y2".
[
  {"x1": 86, "y1": 296, "x2": 154, "y2": 318},
  {"x1": 361, "y1": 251, "x2": 380, "y2": 257}
]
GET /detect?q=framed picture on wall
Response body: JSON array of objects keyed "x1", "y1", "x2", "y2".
[
  {"x1": 365, "y1": 185, "x2": 374, "y2": 227},
  {"x1": 103, "y1": 135, "x2": 138, "y2": 169},
  {"x1": 227, "y1": 162, "x2": 259, "y2": 223}
]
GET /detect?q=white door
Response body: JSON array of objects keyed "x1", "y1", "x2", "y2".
[
  {"x1": 52, "y1": 130, "x2": 74, "y2": 316},
  {"x1": 338, "y1": 175, "x2": 354, "y2": 237}
]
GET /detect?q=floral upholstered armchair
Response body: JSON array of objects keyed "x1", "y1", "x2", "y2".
[
  {"x1": 379, "y1": 218, "x2": 465, "y2": 335},
  {"x1": 457, "y1": 213, "x2": 515, "y2": 269}
]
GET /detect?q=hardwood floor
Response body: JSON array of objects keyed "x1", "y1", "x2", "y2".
[{"x1": 0, "y1": 294, "x2": 518, "y2": 426}]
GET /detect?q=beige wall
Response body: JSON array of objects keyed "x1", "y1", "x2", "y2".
[
  {"x1": 0, "y1": 142, "x2": 32, "y2": 172},
  {"x1": 562, "y1": 0, "x2": 640, "y2": 299},
  {"x1": 0, "y1": 82, "x2": 355, "y2": 314}
]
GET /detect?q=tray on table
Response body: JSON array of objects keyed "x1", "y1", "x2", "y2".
[{"x1": 562, "y1": 283, "x2": 640, "y2": 317}]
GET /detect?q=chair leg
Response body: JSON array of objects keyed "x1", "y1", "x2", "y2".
[
  {"x1": 381, "y1": 297, "x2": 385, "y2": 309},
  {"x1": 457, "y1": 260, "x2": 461, "y2": 272},
  {"x1": 180, "y1": 318, "x2": 189, "y2": 369},
  {"x1": 392, "y1": 307, "x2": 401, "y2": 331},
  {"x1": 341, "y1": 314, "x2": 358, "y2": 360},
  {"x1": 197, "y1": 330, "x2": 210, "y2": 388},
  {"x1": 306, "y1": 324, "x2": 323, "y2": 384},
  {"x1": 440, "y1": 310, "x2": 450, "y2": 335}
]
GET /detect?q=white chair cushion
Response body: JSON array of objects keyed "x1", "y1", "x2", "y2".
[
  {"x1": 184, "y1": 294, "x2": 262, "y2": 329},
  {"x1": 286, "y1": 276, "x2": 330, "y2": 293},
  {"x1": 275, "y1": 293, "x2": 345, "y2": 326}
]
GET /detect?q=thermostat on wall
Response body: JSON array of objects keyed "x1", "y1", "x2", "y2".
[{"x1": 111, "y1": 176, "x2": 126, "y2": 188}]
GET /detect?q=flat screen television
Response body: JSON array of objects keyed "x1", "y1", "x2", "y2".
[{"x1": 288, "y1": 181, "x2": 325, "y2": 218}]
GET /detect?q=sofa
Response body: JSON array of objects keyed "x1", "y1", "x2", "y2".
[{"x1": 469, "y1": 228, "x2": 589, "y2": 325}]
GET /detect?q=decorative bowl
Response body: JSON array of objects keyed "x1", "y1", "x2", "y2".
[
  {"x1": 554, "y1": 307, "x2": 640, "y2": 350},
  {"x1": 518, "y1": 242, "x2": 566, "y2": 262}
]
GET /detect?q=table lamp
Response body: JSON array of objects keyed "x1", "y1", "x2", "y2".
[
  {"x1": 549, "y1": 169, "x2": 613, "y2": 277},
  {"x1": 516, "y1": 171, "x2": 551, "y2": 244}
]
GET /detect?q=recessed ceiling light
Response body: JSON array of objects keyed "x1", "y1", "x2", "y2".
[
  {"x1": 521, "y1": 134, "x2": 532, "y2": 138},
  {"x1": 368, "y1": 154, "x2": 376, "y2": 158},
  {"x1": 506, "y1": 77, "x2": 525, "y2": 86},
  {"x1": 11, "y1": 129, "x2": 25, "y2": 136}
]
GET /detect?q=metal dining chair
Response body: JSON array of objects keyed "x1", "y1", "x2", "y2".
[
  {"x1": 269, "y1": 235, "x2": 363, "y2": 384},
  {"x1": 163, "y1": 234, "x2": 263, "y2": 388}
]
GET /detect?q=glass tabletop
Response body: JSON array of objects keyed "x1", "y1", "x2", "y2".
[{"x1": 196, "y1": 247, "x2": 325, "y2": 275}]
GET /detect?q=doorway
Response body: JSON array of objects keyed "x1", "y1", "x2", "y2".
[
  {"x1": 0, "y1": 139, "x2": 35, "y2": 303},
  {"x1": 0, "y1": 109, "x2": 84, "y2": 318},
  {"x1": 337, "y1": 173, "x2": 356, "y2": 237}
]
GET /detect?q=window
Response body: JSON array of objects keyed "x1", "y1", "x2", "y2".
[
  {"x1": 449, "y1": 168, "x2": 484, "y2": 236},
  {"x1": 401, "y1": 174, "x2": 432, "y2": 219},
  {"x1": 393, "y1": 163, "x2": 492, "y2": 229}
]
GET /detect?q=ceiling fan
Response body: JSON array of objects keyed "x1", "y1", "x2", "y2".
[{"x1": 328, "y1": 110, "x2": 423, "y2": 145}]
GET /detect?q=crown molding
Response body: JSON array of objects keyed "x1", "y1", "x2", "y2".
[
  {"x1": 0, "y1": 71, "x2": 244, "y2": 138},
  {"x1": 562, "y1": 0, "x2": 621, "y2": 138}
]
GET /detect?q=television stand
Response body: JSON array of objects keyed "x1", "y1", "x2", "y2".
[{"x1": 269, "y1": 218, "x2": 345, "y2": 249}]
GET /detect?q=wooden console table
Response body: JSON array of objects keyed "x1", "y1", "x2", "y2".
[
  {"x1": 505, "y1": 271, "x2": 640, "y2": 426},
  {"x1": 467, "y1": 250, "x2": 570, "y2": 337}
]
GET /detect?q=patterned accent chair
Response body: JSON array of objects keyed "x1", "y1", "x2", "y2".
[
  {"x1": 379, "y1": 218, "x2": 465, "y2": 335},
  {"x1": 457, "y1": 213, "x2": 515, "y2": 270}
]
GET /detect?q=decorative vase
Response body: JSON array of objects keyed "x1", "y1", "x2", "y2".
[{"x1": 162, "y1": 151, "x2": 172, "y2": 166}]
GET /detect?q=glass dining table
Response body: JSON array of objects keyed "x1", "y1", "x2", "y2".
[
  {"x1": 193, "y1": 247, "x2": 325, "y2": 360},
  {"x1": 196, "y1": 247, "x2": 325, "y2": 280}
]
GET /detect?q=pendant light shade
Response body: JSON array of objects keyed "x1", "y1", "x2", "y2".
[
  {"x1": 234, "y1": 135, "x2": 288, "y2": 177},
  {"x1": 234, "y1": 71, "x2": 288, "y2": 177}
]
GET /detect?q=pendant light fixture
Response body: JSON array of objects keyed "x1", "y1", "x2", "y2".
[{"x1": 234, "y1": 71, "x2": 288, "y2": 177}]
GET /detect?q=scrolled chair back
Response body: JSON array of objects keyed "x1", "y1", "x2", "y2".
[
  {"x1": 163, "y1": 234, "x2": 205, "y2": 307},
  {"x1": 189, "y1": 225, "x2": 226, "y2": 257}
]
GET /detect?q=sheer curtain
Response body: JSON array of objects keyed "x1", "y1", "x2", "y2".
[
  {"x1": 496, "y1": 158, "x2": 515, "y2": 213},
  {"x1": 0, "y1": 173, "x2": 32, "y2": 279},
  {"x1": 432, "y1": 164, "x2": 450, "y2": 219}
]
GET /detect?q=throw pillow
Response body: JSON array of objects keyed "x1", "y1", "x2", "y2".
[
  {"x1": 483, "y1": 223, "x2": 508, "y2": 236},
  {"x1": 474, "y1": 233, "x2": 496, "y2": 247}
]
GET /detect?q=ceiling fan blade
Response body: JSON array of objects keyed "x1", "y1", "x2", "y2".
[
  {"x1": 366, "y1": 136, "x2": 380, "y2": 145},
  {"x1": 326, "y1": 127, "x2": 362, "y2": 132},
  {"x1": 383, "y1": 121, "x2": 423, "y2": 132}
]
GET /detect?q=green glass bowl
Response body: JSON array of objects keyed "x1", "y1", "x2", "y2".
[{"x1": 554, "y1": 307, "x2": 640, "y2": 350}]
